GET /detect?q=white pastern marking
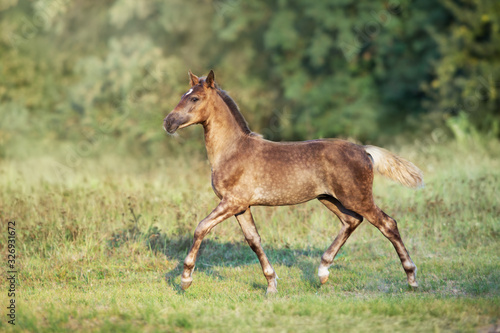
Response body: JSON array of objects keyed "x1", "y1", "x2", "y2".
[
  {"x1": 318, "y1": 266, "x2": 329, "y2": 277},
  {"x1": 185, "y1": 88, "x2": 194, "y2": 96}
]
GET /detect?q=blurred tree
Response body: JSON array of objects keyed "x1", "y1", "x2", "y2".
[
  {"x1": 422, "y1": 0, "x2": 500, "y2": 138},
  {"x1": 0, "y1": 0, "x2": 498, "y2": 159},
  {"x1": 213, "y1": 0, "x2": 443, "y2": 141}
]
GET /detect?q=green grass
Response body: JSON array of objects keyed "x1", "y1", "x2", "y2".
[{"x1": 1, "y1": 140, "x2": 499, "y2": 332}]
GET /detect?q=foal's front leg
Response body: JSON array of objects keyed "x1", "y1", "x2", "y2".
[
  {"x1": 181, "y1": 199, "x2": 243, "y2": 290},
  {"x1": 235, "y1": 209, "x2": 278, "y2": 294}
]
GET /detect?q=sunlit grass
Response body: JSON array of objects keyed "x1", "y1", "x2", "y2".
[{"x1": 0, "y1": 141, "x2": 499, "y2": 332}]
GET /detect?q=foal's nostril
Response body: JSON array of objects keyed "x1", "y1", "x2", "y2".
[
  {"x1": 163, "y1": 117, "x2": 171, "y2": 132},
  {"x1": 163, "y1": 113, "x2": 187, "y2": 134},
  {"x1": 163, "y1": 114, "x2": 179, "y2": 133}
]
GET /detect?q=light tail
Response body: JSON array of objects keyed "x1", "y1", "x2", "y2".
[{"x1": 364, "y1": 145, "x2": 424, "y2": 189}]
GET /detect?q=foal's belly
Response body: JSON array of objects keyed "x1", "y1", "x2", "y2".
[
  {"x1": 248, "y1": 172, "x2": 324, "y2": 206},
  {"x1": 250, "y1": 186, "x2": 318, "y2": 206}
]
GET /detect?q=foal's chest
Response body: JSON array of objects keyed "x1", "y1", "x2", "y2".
[{"x1": 210, "y1": 165, "x2": 245, "y2": 199}]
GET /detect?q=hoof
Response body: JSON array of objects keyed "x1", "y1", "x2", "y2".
[
  {"x1": 408, "y1": 281, "x2": 418, "y2": 288},
  {"x1": 265, "y1": 275, "x2": 278, "y2": 295},
  {"x1": 266, "y1": 287, "x2": 278, "y2": 295},
  {"x1": 407, "y1": 267, "x2": 418, "y2": 288},
  {"x1": 318, "y1": 266, "x2": 329, "y2": 284},
  {"x1": 181, "y1": 277, "x2": 193, "y2": 290}
]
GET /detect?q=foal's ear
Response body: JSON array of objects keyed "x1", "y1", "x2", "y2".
[
  {"x1": 205, "y1": 70, "x2": 216, "y2": 88},
  {"x1": 188, "y1": 70, "x2": 199, "y2": 87}
]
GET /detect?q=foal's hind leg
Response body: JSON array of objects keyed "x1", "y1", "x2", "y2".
[
  {"x1": 361, "y1": 205, "x2": 418, "y2": 287},
  {"x1": 235, "y1": 209, "x2": 278, "y2": 294},
  {"x1": 317, "y1": 196, "x2": 363, "y2": 285}
]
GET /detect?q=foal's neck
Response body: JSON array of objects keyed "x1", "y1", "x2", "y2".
[{"x1": 202, "y1": 96, "x2": 248, "y2": 167}]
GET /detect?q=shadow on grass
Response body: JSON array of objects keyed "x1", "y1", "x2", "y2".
[
  {"x1": 158, "y1": 234, "x2": 325, "y2": 292},
  {"x1": 108, "y1": 224, "x2": 331, "y2": 292}
]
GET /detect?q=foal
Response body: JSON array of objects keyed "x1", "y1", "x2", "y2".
[{"x1": 164, "y1": 70, "x2": 423, "y2": 294}]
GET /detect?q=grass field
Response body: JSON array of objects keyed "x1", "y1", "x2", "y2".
[{"x1": 1, "y1": 139, "x2": 499, "y2": 332}]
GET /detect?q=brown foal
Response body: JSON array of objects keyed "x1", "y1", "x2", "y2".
[{"x1": 163, "y1": 70, "x2": 423, "y2": 294}]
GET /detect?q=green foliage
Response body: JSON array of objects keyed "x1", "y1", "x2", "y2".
[
  {"x1": 422, "y1": 0, "x2": 500, "y2": 138},
  {"x1": 1, "y1": 0, "x2": 499, "y2": 159}
]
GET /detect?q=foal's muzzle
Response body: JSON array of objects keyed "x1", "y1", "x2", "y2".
[{"x1": 163, "y1": 113, "x2": 187, "y2": 134}]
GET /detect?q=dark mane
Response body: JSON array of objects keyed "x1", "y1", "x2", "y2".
[{"x1": 216, "y1": 88, "x2": 260, "y2": 137}]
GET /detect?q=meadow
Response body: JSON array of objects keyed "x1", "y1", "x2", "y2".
[
  {"x1": 1, "y1": 138, "x2": 499, "y2": 332},
  {"x1": 1, "y1": 0, "x2": 499, "y2": 331}
]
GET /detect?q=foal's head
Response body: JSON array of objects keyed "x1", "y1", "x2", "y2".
[{"x1": 163, "y1": 70, "x2": 218, "y2": 134}]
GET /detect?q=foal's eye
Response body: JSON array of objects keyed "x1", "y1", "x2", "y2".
[{"x1": 191, "y1": 97, "x2": 199, "y2": 102}]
